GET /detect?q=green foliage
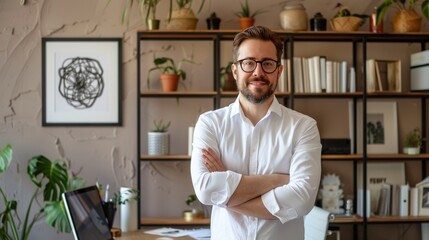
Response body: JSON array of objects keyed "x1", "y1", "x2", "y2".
[
  {"x1": 376, "y1": 0, "x2": 429, "y2": 25},
  {"x1": 185, "y1": 193, "x2": 198, "y2": 206},
  {"x1": 147, "y1": 56, "x2": 195, "y2": 89},
  {"x1": 151, "y1": 120, "x2": 171, "y2": 132},
  {"x1": 106, "y1": 0, "x2": 172, "y2": 24},
  {"x1": 405, "y1": 128, "x2": 422, "y2": 147},
  {"x1": 220, "y1": 61, "x2": 233, "y2": 87},
  {"x1": 332, "y1": 3, "x2": 369, "y2": 19},
  {"x1": 0, "y1": 144, "x2": 85, "y2": 239},
  {"x1": 234, "y1": 0, "x2": 265, "y2": 18},
  {"x1": 175, "y1": 0, "x2": 206, "y2": 13},
  {"x1": 112, "y1": 188, "x2": 140, "y2": 205}
]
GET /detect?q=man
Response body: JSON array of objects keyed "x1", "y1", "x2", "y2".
[{"x1": 190, "y1": 26, "x2": 321, "y2": 240}]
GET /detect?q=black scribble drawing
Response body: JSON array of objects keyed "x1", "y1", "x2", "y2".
[{"x1": 58, "y1": 57, "x2": 104, "y2": 109}]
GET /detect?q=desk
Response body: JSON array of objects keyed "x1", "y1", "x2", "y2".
[{"x1": 115, "y1": 228, "x2": 195, "y2": 240}]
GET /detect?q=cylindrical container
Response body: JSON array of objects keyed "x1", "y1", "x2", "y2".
[
  {"x1": 370, "y1": 7, "x2": 383, "y2": 32},
  {"x1": 280, "y1": 3, "x2": 308, "y2": 31},
  {"x1": 120, "y1": 187, "x2": 138, "y2": 232},
  {"x1": 345, "y1": 199, "x2": 353, "y2": 216},
  {"x1": 310, "y1": 12, "x2": 327, "y2": 31}
]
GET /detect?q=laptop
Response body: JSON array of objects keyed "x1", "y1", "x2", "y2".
[{"x1": 62, "y1": 185, "x2": 113, "y2": 240}]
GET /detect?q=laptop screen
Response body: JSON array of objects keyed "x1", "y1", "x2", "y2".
[{"x1": 62, "y1": 185, "x2": 113, "y2": 240}]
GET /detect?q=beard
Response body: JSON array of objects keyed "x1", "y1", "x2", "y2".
[{"x1": 239, "y1": 76, "x2": 277, "y2": 104}]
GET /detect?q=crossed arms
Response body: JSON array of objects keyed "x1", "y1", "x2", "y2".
[{"x1": 202, "y1": 148, "x2": 290, "y2": 219}]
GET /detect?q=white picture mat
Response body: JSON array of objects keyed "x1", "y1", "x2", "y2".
[
  {"x1": 44, "y1": 40, "x2": 119, "y2": 124},
  {"x1": 357, "y1": 162, "x2": 405, "y2": 213},
  {"x1": 349, "y1": 101, "x2": 398, "y2": 154}
]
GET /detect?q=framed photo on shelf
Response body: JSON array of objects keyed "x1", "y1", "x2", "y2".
[
  {"x1": 349, "y1": 101, "x2": 398, "y2": 154},
  {"x1": 42, "y1": 38, "x2": 122, "y2": 126},
  {"x1": 416, "y1": 177, "x2": 429, "y2": 216}
]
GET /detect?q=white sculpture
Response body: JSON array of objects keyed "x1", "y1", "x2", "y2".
[{"x1": 320, "y1": 174, "x2": 345, "y2": 214}]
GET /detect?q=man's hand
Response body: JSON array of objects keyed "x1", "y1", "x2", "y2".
[{"x1": 202, "y1": 148, "x2": 226, "y2": 172}]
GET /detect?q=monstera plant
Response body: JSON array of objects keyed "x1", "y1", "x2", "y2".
[{"x1": 0, "y1": 144, "x2": 85, "y2": 240}]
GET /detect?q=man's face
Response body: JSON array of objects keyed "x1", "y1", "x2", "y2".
[{"x1": 232, "y1": 39, "x2": 282, "y2": 104}]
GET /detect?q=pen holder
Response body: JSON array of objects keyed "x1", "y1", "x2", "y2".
[{"x1": 102, "y1": 201, "x2": 117, "y2": 231}]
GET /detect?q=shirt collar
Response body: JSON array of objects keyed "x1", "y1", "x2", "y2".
[{"x1": 231, "y1": 95, "x2": 283, "y2": 118}]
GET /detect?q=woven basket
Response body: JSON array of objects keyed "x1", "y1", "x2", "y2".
[
  {"x1": 392, "y1": 9, "x2": 422, "y2": 33},
  {"x1": 166, "y1": 8, "x2": 198, "y2": 30},
  {"x1": 330, "y1": 16, "x2": 363, "y2": 32}
]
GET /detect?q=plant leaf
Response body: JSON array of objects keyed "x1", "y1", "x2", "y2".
[
  {"x1": 0, "y1": 144, "x2": 12, "y2": 174},
  {"x1": 422, "y1": 0, "x2": 429, "y2": 20},
  {"x1": 27, "y1": 156, "x2": 68, "y2": 202},
  {"x1": 43, "y1": 201, "x2": 71, "y2": 233}
]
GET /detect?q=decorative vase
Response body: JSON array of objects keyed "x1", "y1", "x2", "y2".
[
  {"x1": 239, "y1": 17, "x2": 255, "y2": 30},
  {"x1": 166, "y1": 8, "x2": 198, "y2": 30},
  {"x1": 392, "y1": 9, "x2": 421, "y2": 33},
  {"x1": 148, "y1": 132, "x2": 169, "y2": 155},
  {"x1": 221, "y1": 73, "x2": 237, "y2": 91},
  {"x1": 206, "y1": 12, "x2": 221, "y2": 30},
  {"x1": 280, "y1": 3, "x2": 308, "y2": 31},
  {"x1": 310, "y1": 12, "x2": 327, "y2": 31},
  {"x1": 147, "y1": 19, "x2": 160, "y2": 30},
  {"x1": 120, "y1": 187, "x2": 138, "y2": 232},
  {"x1": 160, "y1": 74, "x2": 180, "y2": 92}
]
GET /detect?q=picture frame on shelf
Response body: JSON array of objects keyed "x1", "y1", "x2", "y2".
[
  {"x1": 349, "y1": 101, "x2": 398, "y2": 154},
  {"x1": 42, "y1": 38, "x2": 122, "y2": 126},
  {"x1": 416, "y1": 177, "x2": 429, "y2": 216}
]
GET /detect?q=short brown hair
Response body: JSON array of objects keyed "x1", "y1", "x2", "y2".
[{"x1": 232, "y1": 26, "x2": 283, "y2": 62}]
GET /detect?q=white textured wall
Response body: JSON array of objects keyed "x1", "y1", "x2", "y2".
[{"x1": 1, "y1": 0, "x2": 427, "y2": 239}]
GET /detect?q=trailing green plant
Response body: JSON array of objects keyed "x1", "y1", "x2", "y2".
[
  {"x1": 0, "y1": 144, "x2": 85, "y2": 240},
  {"x1": 405, "y1": 128, "x2": 422, "y2": 148},
  {"x1": 234, "y1": 0, "x2": 265, "y2": 18},
  {"x1": 376, "y1": 0, "x2": 429, "y2": 25},
  {"x1": 175, "y1": 0, "x2": 206, "y2": 13},
  {"x1": 185, "y1": 193, "x2": 198, "y2": 207},
  {"x1": 332, "y1": 3, "x2": 370, "y2": 20},
  {"x1": 151, "y1": 120, "x2": 171, "y2": 132},
  {"x1": 147, "y1": 56, "x2": 195, "y2": 89}
]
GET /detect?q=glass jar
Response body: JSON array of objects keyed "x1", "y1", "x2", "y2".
[{"x1": 280, "y1": 3, "x2": 308, "y2": 31}]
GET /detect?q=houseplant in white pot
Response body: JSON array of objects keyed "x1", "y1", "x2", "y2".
[
  {"x1": 148, "y1": 120, "x2": 171, "y2": 155},
  {"x1": 403, "y1": 128, "x2": 422, "y2": 154}
]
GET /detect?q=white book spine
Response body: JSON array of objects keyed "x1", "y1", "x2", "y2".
[
  {"x1": 410, "y1": 187, "x2": 419, "y2": 216},
  {"x1": 340, "y1": 61, "x2": 347, "y2": 93},
  {"x1": 188, "y1": 126, "x2": 194, "y2": 156},
  {"x1": 349, "y1": 67, "x2": 356, "y2": 92},
  {"x1": 326, "y1": 61, "x2": 333, "y2": 93},
  {"x1": 358, "y1": 189, "x2": 371, "y2": 217},
  {"x1": 320, "y1": 57, "x2": 327, "y2": 92},
  {"x1": 399, "y1": 184, "x2": 409, "y2": 216}
]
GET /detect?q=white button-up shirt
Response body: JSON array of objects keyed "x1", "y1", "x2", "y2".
[{"x1": 191, "y1": 97, "x2": 321, "y2": 240}]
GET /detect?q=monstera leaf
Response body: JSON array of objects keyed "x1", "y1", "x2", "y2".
[{"x1": 28, "y1": 155, "x2": 85, "y2": 232}]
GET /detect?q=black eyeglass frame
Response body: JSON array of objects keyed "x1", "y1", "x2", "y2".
[{"x1": 234, "y1": 58, "x2": 280, "y2": 74}]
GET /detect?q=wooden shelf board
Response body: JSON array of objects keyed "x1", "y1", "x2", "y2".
[
  {"x1": 141, "y1": 155, "x2": 190, "y2": 161},
  {"x1": 141, "y1": 217, "x2": 210, "y2": 225},
  {"x1": 141, "y1": 91, "x2": 217, "y2": 97},
  {"x1": 367, "y1": 216, "x2": 429, "y2": 223},
  {"x1": 322, "y1": 154, "x2": 362, "y2": 160}
]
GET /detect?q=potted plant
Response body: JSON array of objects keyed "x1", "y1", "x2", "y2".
[
  {"x1": 0, "y1": 144, "x2": 86, "y2": 239},
  {"x1": 403, "y1": 128, "x2": 422, "y2": 154},
  {"x1": 234, "y1": 0, "x2": 265, "y2": 30},
  {"x1": 220, "y1": 61, "x2": 237, "y2": 91},
  {"x1": 330, "y1": 3, "x2": 369, "y2": 31},
  {"x1": 147, "y1": 56, "x2": 194, "y2": 92},
  {"x1": 147, "y1": 120, "x2": 171, "y2": 155},
  {"x1": 376, "y1": 0, "x2": 429, "y2": 32},
  {"x1": 107, "y1": 0, "x2": 166, "y2": 30},
  {"x1": 183, "y1": 193, "x2": 204, "y2": 221},
  {"x1": 167, "y1": 0, "x2": 207, "y2": 30}
]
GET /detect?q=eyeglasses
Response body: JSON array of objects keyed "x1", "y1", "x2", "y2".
[{"x1": 234, "y1": 58, "x2": 279, "y2": 74}]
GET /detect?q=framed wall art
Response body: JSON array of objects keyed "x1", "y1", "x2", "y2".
[
  {"x1": 349, "y1": 101, "x2": 398, "y2": 154},
  {"x1": 42, "y1": 38, "x2": 122, "y2": 126}
]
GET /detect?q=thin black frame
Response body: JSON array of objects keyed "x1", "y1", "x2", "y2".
[{"x1": 42, "y1": 38, "x2": 122, "y2": 126}]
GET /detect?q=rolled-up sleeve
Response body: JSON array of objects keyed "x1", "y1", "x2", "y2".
[
  {"x1": 261, "y1": 119, "x2": 321, "y2": 223},
  {"x1": 190, "y1": 114, "x2": 242, "y2": 207}
]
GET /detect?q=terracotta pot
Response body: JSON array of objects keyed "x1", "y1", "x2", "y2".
[
  {"x1": 160, "y1": 74, "x2": 180, "y2": 92},
  {"x1": 239, "y1": 17, "x2": 255, "y2": 30},
  {"x1": 166, "y1": 8, "x2": 198, "y2": 30},
  {"x1": 392, "y1": 9, "x2": 422, "y2": 33}
]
